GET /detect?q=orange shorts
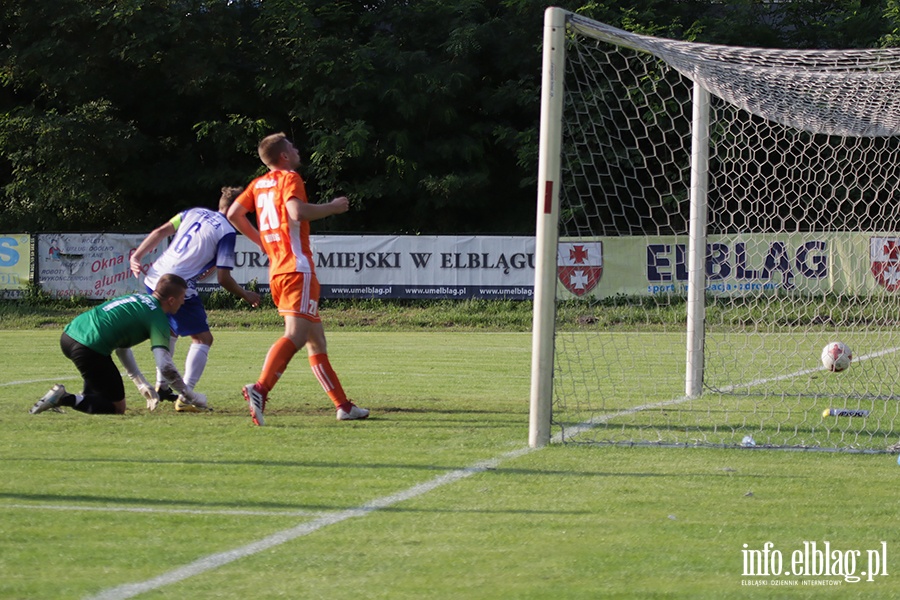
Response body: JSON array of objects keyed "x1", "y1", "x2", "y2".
[{"x1": 270, "y1": 272, "x2": 321, "y2": 322}]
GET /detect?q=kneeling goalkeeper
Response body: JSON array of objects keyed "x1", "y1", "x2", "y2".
[{"x1": 29, "y1": 274, "x2": 205, "y2": 415}]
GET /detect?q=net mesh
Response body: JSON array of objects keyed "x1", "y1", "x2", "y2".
[{"x1": 553, "y1": 15, "x2": 900, "y2": 451}]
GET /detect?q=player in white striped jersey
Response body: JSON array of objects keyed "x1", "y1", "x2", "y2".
[{"x1": 126, "y1": 187, "x2": 261, "y2": 411}]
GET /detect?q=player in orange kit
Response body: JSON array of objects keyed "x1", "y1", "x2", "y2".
[{"x1": 227, "y1": 132, "x2": 369, "y2": 426}]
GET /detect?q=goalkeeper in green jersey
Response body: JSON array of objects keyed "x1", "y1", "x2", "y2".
[{"x1": 28, "y1": 274, "x2": 206, "y2": 416}]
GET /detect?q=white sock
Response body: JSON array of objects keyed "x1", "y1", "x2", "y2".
[{"x1": 184, "y1": 343, "x2": 210, "y2": 390}]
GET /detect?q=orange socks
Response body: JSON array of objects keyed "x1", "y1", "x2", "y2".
[
  {"x1": 258, "y1": 341, "x2": 349, "y2": 411},
  {"x1": 259, "y1": 337, "x2": 299, "y2": 392},
  {"x1": 309, "y1": 353, "x2": 349, "y2": 410}
]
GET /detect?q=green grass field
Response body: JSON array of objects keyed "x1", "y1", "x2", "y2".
[{"x1": 2, "y1": 327, "x2": 900, "y2": 599}]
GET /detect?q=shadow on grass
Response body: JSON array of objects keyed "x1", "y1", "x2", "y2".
[
  {"x1": 0, "y1": 455, "x2": 798, "y2": 479},
  {"x1": 0, "y1": 491, "x2": 596, "y2": 515}
]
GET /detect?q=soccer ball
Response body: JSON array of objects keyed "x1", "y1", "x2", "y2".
[{"x1": 821, "y1": 342, "x2": 852, "y2": 372}]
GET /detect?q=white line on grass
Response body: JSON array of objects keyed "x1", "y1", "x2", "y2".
[
  {"x1": 86, "y1": 446, "x2": 535, "y2": 600},
  {"x1": 711, "y1": 346, "x2": 900, "y2": 393},
  {"x1": 1, "y1": 376, "x2": 81, "y2": 387}
]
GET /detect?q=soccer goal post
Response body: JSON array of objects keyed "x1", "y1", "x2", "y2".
[{"x1": 530, "y1": 7, "x2": 900, "y2": 451}]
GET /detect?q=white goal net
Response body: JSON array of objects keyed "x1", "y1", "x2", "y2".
[{"x1": 530, "y1": 9, "x2": 900, "y2": 451}]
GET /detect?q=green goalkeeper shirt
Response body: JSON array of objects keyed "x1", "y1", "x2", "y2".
[{"x1": 63, "y1": 293, "x2": 172, "y2": 356}]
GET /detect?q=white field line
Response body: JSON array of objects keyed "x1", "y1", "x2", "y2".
[
  {"x1": 555, "y1": 395, "x2": 696, "y2": 442},
  {"x1": 1, "y1": 376, "x2": 81, "y2": 387},
  {"x1": 710, "y1": 346, "x2": 900, "y2": 393},
  {"x1": 84, "y1": 446, "x2": 535, "y2": 600}
]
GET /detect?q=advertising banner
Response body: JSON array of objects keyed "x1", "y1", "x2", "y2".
[
  {"x1": 35, "y1": 234, "x2": 535, "y2": 300},
  {"x1": 0, "y1": 234, "x2": 32, "y2": 299},
  {"x1": 38, "y1": 233, "x2": 164, "y2": 299},
  {"x1": 30, "y1": 232, "x2": 900, "y2": 301},
  {"x1": 218, "y1": 235, "x2": 536, "y2": 300},
  {"x1": 561, "y1": 233, "x2": 900, "y2": 299}
]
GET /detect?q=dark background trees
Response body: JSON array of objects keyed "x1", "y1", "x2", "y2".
[{"x1": 1, "y1": 0, "x2": 897, "y2": 234}]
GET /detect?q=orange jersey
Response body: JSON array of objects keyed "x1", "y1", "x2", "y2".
[{"x1": 236, "y1": 170, "x2": 314, "y2": 276}]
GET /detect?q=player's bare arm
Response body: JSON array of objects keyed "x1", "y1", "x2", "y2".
[
  {"x1": 218, "y1": 269, "x2": 261, "y2": 307},
  {"x1": 226, "y1": 202, "x2": 263, "y2": 249},
  {"x1": 292, "y1": 196, "x2": 350, "y2": 222},
  {"x1": 130, "y1": 221, "x2": 176, "y2": 277}
]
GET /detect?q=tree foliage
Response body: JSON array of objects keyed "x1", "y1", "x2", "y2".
[
  {"x1": 0, "y1": 0, "x2": 265, "y2": 231},
  {"x1": 1, "y1": 0, "x2": 898, "y2": 233}
]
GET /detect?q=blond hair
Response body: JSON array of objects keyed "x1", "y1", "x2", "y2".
[{"x1": 258, "y1": 132, "x2": 291, "y2": 167}]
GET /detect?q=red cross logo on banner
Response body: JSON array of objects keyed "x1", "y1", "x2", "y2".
[
  {"x1": 558, "y1": 242, "x2": 603, "y2": 296},
  {"x1": 871, "y1": 236, "x2": 900, "y2": 291}
]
